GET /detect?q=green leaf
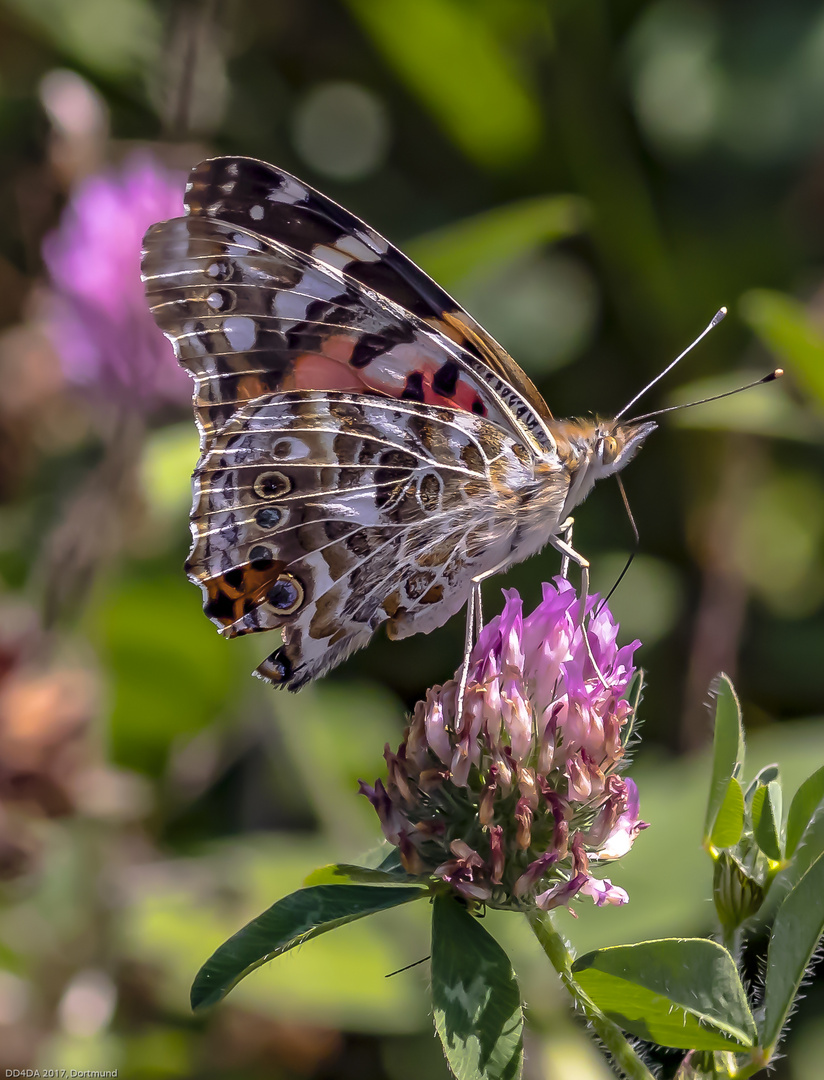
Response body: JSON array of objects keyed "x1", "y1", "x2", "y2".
[
  {"x1": 431, "y1": 895, "x2": 523, "y2": 1080},
  {"x1": 346, "y1": 0, "x2": 542, "y2": 169},
  {"x1": 710, "y1": 777, "x2": 745, "y2": 849},
  {"x1": 753, "y1": 781, "x2": 783, "y2": 861},
  {"x1": 407, "y1": 196, "x2": 587, "y2": 292},
  {"x1": 704, "y1": 675, "x2": 746, "y2": 846},
  {"x1": 762, "y1": 851, "x2": 824, "y2": 1050},
  {"x1": 377, "y1": 847, "x2": 405, "y2": 874},
  {"x1": 767, "y1": 808, "x2": 824, "y2": 917},
  {"x1": 191, "y1": 884, "x2": 428, "y2": 1011},
  {"x1": 786, "y1": 765, "x2": 824, "y2": 858},
  {"x1": 572, "y1": 939, "x2": 757, "y2": 1051},
  {"x1": 304, "y1": 863, "x2": 419, "y2": 886},
  {"x1": 744, "y1": 764, "x2": 779, "y2": 813},
  {"x1": 750, "y1": 764, "x2": 781, "y2": 791},
  {"x1": 739, "y1": 288, "x2": 824, "y2": 408}
]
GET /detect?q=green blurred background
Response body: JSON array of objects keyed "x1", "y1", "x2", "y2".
[{"x1": 1, "y1": 1, "x2": 823, "y2": 1077}]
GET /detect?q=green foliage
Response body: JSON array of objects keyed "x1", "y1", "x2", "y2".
[
  {"x1": 431, "y1": 895, "x2": 523, "y2": 1080},
  {"x1": 710, "y1": 777, "x2": 745, "y2": 849},
  {"x1": 407, "y1": 195, "x2": 587, "y2": 293},
  {"x1": 572, "y1": 939, "x2": 757, "y2": 1051},
  {"x1": 752, "y1": 780, "x2": 783, "y2": 862},
  {"x1": 762, "y1": 852, "x2": 824, "y2": 1051},
  {"x1": 191, "y1": 882, "x2": 429, "y2": 1010},
  {"x1": 345, "y1": 0, "x2": 542, "y2": 169},
  {"x1": 785, "y1": 764, "x2": 824, "y2": 859},
  {"x1": 740, "y1": 289, "x2": 824, "y2": 409},
  {"x1": 2, "y1": 0, "x2": 160, "y2": 77},
  {"x1": 304, "y1": 863, "x2": 418, "y2": 886},
  {"x1": 704, "y1": 675, "x2": 746, "y2": 847}
]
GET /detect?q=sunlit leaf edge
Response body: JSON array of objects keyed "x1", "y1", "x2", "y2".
[
  {"x1": 761, "y1": 850, "x2": 824, "y2": 1050},
  {"x1": 572, "y1": 938, "x2": 757, "y2": 1051}
]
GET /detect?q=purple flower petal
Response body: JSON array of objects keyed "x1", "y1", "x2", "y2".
[
  {"x1": 362, "y1": 580, "x2": 645, "y2": 911},
  {"x1": 42, "y1": 153, "x2": 190, "y2": 412}
]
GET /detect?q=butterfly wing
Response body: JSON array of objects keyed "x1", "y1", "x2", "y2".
[
  {"x1": 142, "y1": 213, "x2": 540, "y2": 449},
  {"x1": 189, "y1": 391, "x2": 552, "y2": 688},
  {"x1": 162, "y1": 155, "x2": 556, "y2": 451},
  {"x1": 141, "y1": 157, "x2": 564, "y2": 686}
]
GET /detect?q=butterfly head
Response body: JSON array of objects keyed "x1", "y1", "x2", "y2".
[
  {"x1": 552, "y1": 417, "x2": 657, "y2": 519},
  {"x1": 590, "y1": 418, "x2": 658, "y2": 479}
]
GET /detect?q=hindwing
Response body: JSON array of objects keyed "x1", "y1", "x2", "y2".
[{"x1": 189, "y1": 392, "x2": 539, "y2": 688}]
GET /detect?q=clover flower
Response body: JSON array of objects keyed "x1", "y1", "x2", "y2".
[
  {"x1": 361, "y1": 579, "x2": 648, "y2": 911},
  {"x1": 42, "y1": 153, "x2": 190, "y2": 411}
]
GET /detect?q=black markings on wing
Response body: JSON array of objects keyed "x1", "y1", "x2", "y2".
[
  {"x1": 185, "y1": 392, "x2": 520, "y2": 689},
  {"x1": 142, "y1": 213, "x2": 545, "y2": 452},
  {"x1": 180, "y1": 156, "x2": 556, "y2": 450}
]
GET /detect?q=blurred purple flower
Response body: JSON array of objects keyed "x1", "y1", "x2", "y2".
[
  {"x1": 361, "y1": 578, "x2": 648, "y2": 911},
  {"x1": 42, "y1": 153, "x2": 190, "y2": 411}
]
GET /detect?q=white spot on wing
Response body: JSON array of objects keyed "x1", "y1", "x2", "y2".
[
  {"x1": 313, "y1": 244, "x2": 354, "y2": 271},
  {"x1": 250, "y1": 204, "x2": 264, "y2": 221},
  {"x1": 206, "y1": 292, "x2": 224, "y2": 310},
  {"x1": 272, "y1": 289, "x2": 311, "y2": 324},
  {"x1": 335, "y1": 234, "x2": 381, "y2": 261},
  {"x1": 223, "y1": 315, "x2": 257, "y2": 352},
  {"x1": 228, "y1": 233, "x2": 260, "y2": 252},
  {"x1": 274, "y1": 176, "x2": 307, "y2": 203}
]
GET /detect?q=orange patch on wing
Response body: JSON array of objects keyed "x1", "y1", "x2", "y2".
[
  {"x1": 420, "y1": 584, "x2": 444, "y2": 604},
  {"x1": 294, "y1": 333, "x2": 366, "y2": 391},
  {"x1": 203, "y1": 561, "x2": 285, "y2": 635}
]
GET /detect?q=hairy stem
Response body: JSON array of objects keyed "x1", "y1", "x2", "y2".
[{"x1": 527, "y1": 908, "x2": 656, "y2": 1080}]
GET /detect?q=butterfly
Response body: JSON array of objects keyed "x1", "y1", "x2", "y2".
[{"x1": 141, "y1": 156, "x2": 655, "y2": 690}]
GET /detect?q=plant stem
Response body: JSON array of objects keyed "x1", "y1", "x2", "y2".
[
  {"x1": 527, "y1": 908, "x2": 656, "y2": 1080},
  {"x1": 721, "y1": 925, "x2": 743, "y2": 962}
]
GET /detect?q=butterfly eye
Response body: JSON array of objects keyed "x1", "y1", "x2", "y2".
[{"x1": 601, "y1": 436, "x2": 619, "y2": 464}]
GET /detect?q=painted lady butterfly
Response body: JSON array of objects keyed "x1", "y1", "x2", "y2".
[{"x1": 141, "y1": 157, "x2": 655, "y2": 690}]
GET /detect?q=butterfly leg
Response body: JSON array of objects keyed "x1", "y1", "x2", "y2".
[
  {"x1": 454, "y1": 587, "x2": 479, "y2": 730},
  {"x1": 473, "y1": 579, "x2": 484, "y2": 633},
  {"x1": 558, "y1": 517, "x2": 574, "y2": 579},
  {"x1": 454, "y1": 564, "x2": 505, "y2": 727},
  {"x1": 550, "y1": 533, "x2": 609, "y2": 689}
]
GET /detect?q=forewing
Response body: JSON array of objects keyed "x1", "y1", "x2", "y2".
[
  {"x1": 182, "y1": 155, "x2": 555, "y2": 450},
  {"x1": 142, "y1": 213, "x2": 549, "y2": 452},
  {"x1": 189, "y1": 392, "x2": 531, "y2": 688}
]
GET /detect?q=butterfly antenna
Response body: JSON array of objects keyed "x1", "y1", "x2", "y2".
[
  {"x1": 626, "y1": 368, "x2": 783, "y2": 424},
  {"x1": 595, "y1": 475, "x2": 639, "y2": 617},
  {"x1": 614, "y1": 307, "x2": 728, "y2": 421}
]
